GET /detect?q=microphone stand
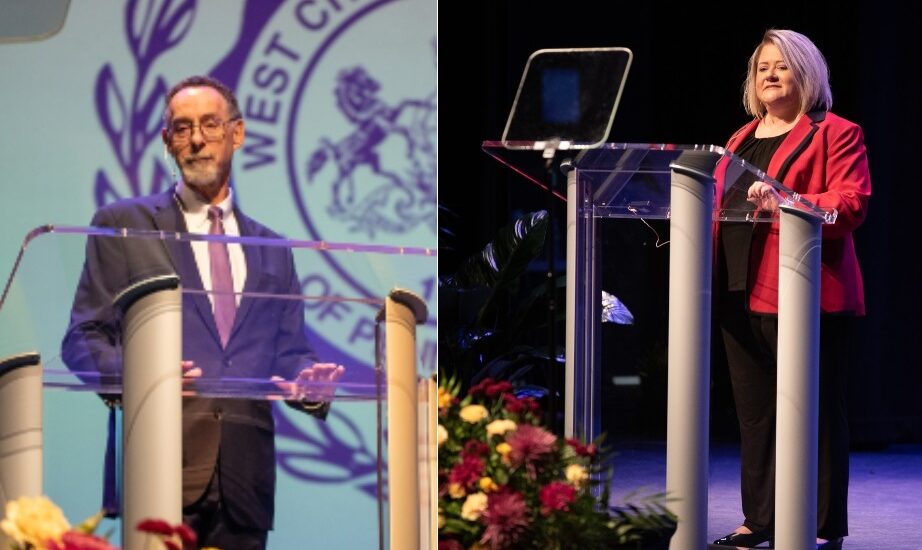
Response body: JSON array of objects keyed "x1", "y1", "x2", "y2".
[{"x1": 542, "y1": 140, "x2": 567, "y2": 434}]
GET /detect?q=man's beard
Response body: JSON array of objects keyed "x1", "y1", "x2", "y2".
[{"x1": 179, "y1": 158, "x2": 228, "y2": 195}]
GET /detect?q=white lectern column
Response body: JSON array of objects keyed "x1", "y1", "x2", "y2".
[
  {"x1": 666, "y1": 154, "x2": 717, "y2": 550},
  {"x1": 115, "y1": 276, "x2": 182, "y2": 549},
  {"x1": 381, "y1": 289, "x2": 428, "y2": 550},
  {"x1": 0, "y1": 352, "x2": 42, "y2": 548},
  {"x1": 775, "y1": 206, "x2": 822, "y2": 550}
]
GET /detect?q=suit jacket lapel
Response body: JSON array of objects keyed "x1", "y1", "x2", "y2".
[
  {"x1": 228, "y1": 207, "x2": 262, "y2": 346},
  {"x1": 150, "y1": 188, "x2": 223, "y2": 347}
]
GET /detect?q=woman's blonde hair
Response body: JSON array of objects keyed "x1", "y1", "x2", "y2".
[{"x1": 742, "y1": 29, "x2": 833, "y2": 118}]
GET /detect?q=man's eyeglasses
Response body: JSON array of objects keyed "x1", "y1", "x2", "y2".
[{"x1": 168, "y1": 117, "x2": 240, "y2": 145}]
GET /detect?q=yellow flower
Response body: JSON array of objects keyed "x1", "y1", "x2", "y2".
[
  {"x1": 437, "y1": 509, "x2": 446, "y2": 529},
  {"x1": 448, "y1": 482, "x2": 466, "y2": 499},
  {"x1": 469, "y1": 544, "x2": 488, "y2": 550},
  {"x1": 460, "y1": 492, "x2": 488, "y2": 521},
  {"x1": 438, "y1": 386, "x2": 453, "y2": 409},
  {"x1": 0, "y1": 496, "x2": 71, "y2": 549},
  {"x1": 495, "y1": 442, "x2": 512, "y2": 457},
  {"x1": 565, "y1": 464, "x2": 589, "y2": 486},
  {"x1": 478, "y1": 477, "x2": 498, "y2": 492},
  {"x1": 437, "y1": 424, "x2": 448, "y2": 447},
  {"x1": 459, "y1": 404, "x2": 488, "y2": 423},
  {"x1": 485, "y1": 418, "x2": 516, "y2": 437}
]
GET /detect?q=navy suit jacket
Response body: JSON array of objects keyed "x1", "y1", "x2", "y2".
[{"x1": 62, "y1": 187, "x2": 318, "y2": 530}]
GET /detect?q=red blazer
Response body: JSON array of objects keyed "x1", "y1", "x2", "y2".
[{"x1": 715, "y1": 111, "x2": 871, "y2": 315}]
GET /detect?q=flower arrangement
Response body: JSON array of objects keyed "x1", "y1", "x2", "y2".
[
  {"x1": 1, "y1": 496, "x2": 205, "y2": 550},
  {"x1": 437, "y1": 377, "x2": 676, "y2": 550}
]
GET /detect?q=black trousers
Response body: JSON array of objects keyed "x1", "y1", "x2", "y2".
[
  {"x1": 719, "y1": 291, "x2": 851, "y2": 540},
  {"x1": 182, "y1": 468, "x2": 268, "y2": 550}
]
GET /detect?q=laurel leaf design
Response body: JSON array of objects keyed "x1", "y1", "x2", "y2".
[
  {"x1": 135, "y1": 76, "x2": 168, "y2": 155},
  {"x1": 273, "y1": 407, "x2": 378, "y2": 485},
  {"x1": 94, "y1": 64, "x2": 127, "y2": 168},
  {"x1": 154, "y1": 0, "x2": 196, "y2": 54},
  {"x1": 96, "y1": 2, "x2": 199, "y2": 205},
  {"x1": 127, "y1": 0, "x2": 196, "y2": 68},
  {"x1": 94, "y1": 170, "x2": 123, "y2": 207}
]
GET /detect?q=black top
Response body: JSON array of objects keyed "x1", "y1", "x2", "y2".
[{"x1": 720, "y1": 131, "x2": 789, "y2": 292}]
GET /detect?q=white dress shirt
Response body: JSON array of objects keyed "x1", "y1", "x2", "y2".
[{"x1": 176, "y1": 181, "x2": 247, "y2": 308}]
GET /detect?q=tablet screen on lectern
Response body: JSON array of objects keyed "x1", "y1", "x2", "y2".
[{"x1": 502, "y1": 47, "x2": 632, "y2": 150}]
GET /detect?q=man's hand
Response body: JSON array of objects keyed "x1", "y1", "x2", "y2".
[
  {"x1": 181, "y1": 360, "x2": 201, "y2": 396},
  {"x1": 747, "y1": 181, "x2": 783, "y2": 212},
  {"x1": 271, "y1": 363, "x2": 345, "y2": 403}
]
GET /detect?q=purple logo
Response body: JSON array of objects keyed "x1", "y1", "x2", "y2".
[{"x1": 305, "y1": 65, "x2": 437, "y2": 236}]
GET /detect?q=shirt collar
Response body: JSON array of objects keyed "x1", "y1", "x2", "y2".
[{"x1": 176, "y1": 181, "x2": 234, "y2": 222}]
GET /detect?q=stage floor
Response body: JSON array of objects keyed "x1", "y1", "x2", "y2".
[{"x1": 606, "y1": 440, "x2": 922, "y2": 549}]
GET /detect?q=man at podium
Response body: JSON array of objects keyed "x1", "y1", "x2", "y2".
[{"x1": 62, "y1": 75, "x2": 344, "y2": 550}]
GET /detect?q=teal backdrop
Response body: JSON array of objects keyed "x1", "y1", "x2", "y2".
[{"x1": 0, "y1": 1, "x2": 437, "y2": 547}]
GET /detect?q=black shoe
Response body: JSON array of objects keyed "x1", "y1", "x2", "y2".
[
  {"x1": 817, "y1": 537, "x2": 843, "y2": 550},
  {"x1": 713, "y1": 530, "x2": 773, "y2": 548}
]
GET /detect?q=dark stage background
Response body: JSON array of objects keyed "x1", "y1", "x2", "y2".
[{"x1": 439, "y1": 2, "x2": 921, "y2": 447}]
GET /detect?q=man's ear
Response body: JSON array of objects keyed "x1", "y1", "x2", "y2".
[{"x1": 232, "y1": 119, "x2": 245, "y2": 151}]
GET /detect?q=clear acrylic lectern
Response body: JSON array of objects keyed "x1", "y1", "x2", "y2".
[
  {"x1": 0, "y1": 226, "x2": 436, "y2": 550},
  {"x1": 483, "y1": 141, "x2": 836, "y2": 550}
]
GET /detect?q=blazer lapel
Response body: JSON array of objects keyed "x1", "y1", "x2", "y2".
[
  {"x1": 151, "y1": 188, "x2": 223, "y2": 347},
  {"x1": 767, "y1": 111, "x2": 824, "y2": 183},
  {"x1": 226, "y1": 208, "x2": 263, "y2": 346}
]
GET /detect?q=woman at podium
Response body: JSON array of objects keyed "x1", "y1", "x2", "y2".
[{"x1": 712, "y1": 29, "x2": 871, "y2": 550}]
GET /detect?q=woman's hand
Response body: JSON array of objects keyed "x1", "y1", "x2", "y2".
[{"x1": 747, "y1": 181, "x2": 783, "y2": 211}]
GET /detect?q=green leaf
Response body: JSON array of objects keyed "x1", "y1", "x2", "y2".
[
  {"x1": 74, "y1": 509, "x2": 105, "y2": 535},
  {"x1": 443, "y1": 210, "x2": 547, "y2": 291}
]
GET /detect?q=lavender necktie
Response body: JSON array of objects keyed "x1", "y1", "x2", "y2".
[{"x1": 208, "y1": 206, "x2": 236, "y2": 347}]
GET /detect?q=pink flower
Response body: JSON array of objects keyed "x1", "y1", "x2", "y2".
[
  {"x1": 47, "y1": 531, "x2": 118, "y2": 550},
  {"x1": 480, "y1": 491, "x2": 529, "y2": 549},
  {"x1": 506, "y1": 424, "x2": 556, "y2": 466},
  {"x1": 539, "y1": 481, "x2": 576, "y2": 515}
]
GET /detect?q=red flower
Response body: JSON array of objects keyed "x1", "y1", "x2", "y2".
[
  {"x1": 438, "y1": 540, "x2": 465, "y2": 550},
  {"x1": 136, "y1": 518, "x2": 173, "y2": 536},
  {"x1": 503, "y1": 393, "x2": 540, "y2": 415},
  {"x1": 448, "y1": 454, "x2": 484, "y2": 488},
  {"x1": 469, "y1": 378, "x2": 493, "y2": 396},
  {"x1": 485, "y1": 380, "x2": 513, "y2": 397},
  {"x1": 480, "y1": 490, "x2": 530, "y2": 549},
  {"x1": 462, "y1": 439, "x2": 490, "y2": 458},
  {"x1": 566, "y1": 437, "x2": 598, "y2": 458},
  {"x1": 135, "y1": 518, "x2": 197, "y2": 549},
  {"x1": 539, "y1": 481, "x2": 576, "y2": 515},
  {"x1": 173, "y1": 522, "x2": 197, "y2": 546},
  {"x1": 506, "y1": 424, "x2": 556, "y2": 466},
  {"x1": 47, "y1": 532, "x2": 118, "y2": 550}
]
